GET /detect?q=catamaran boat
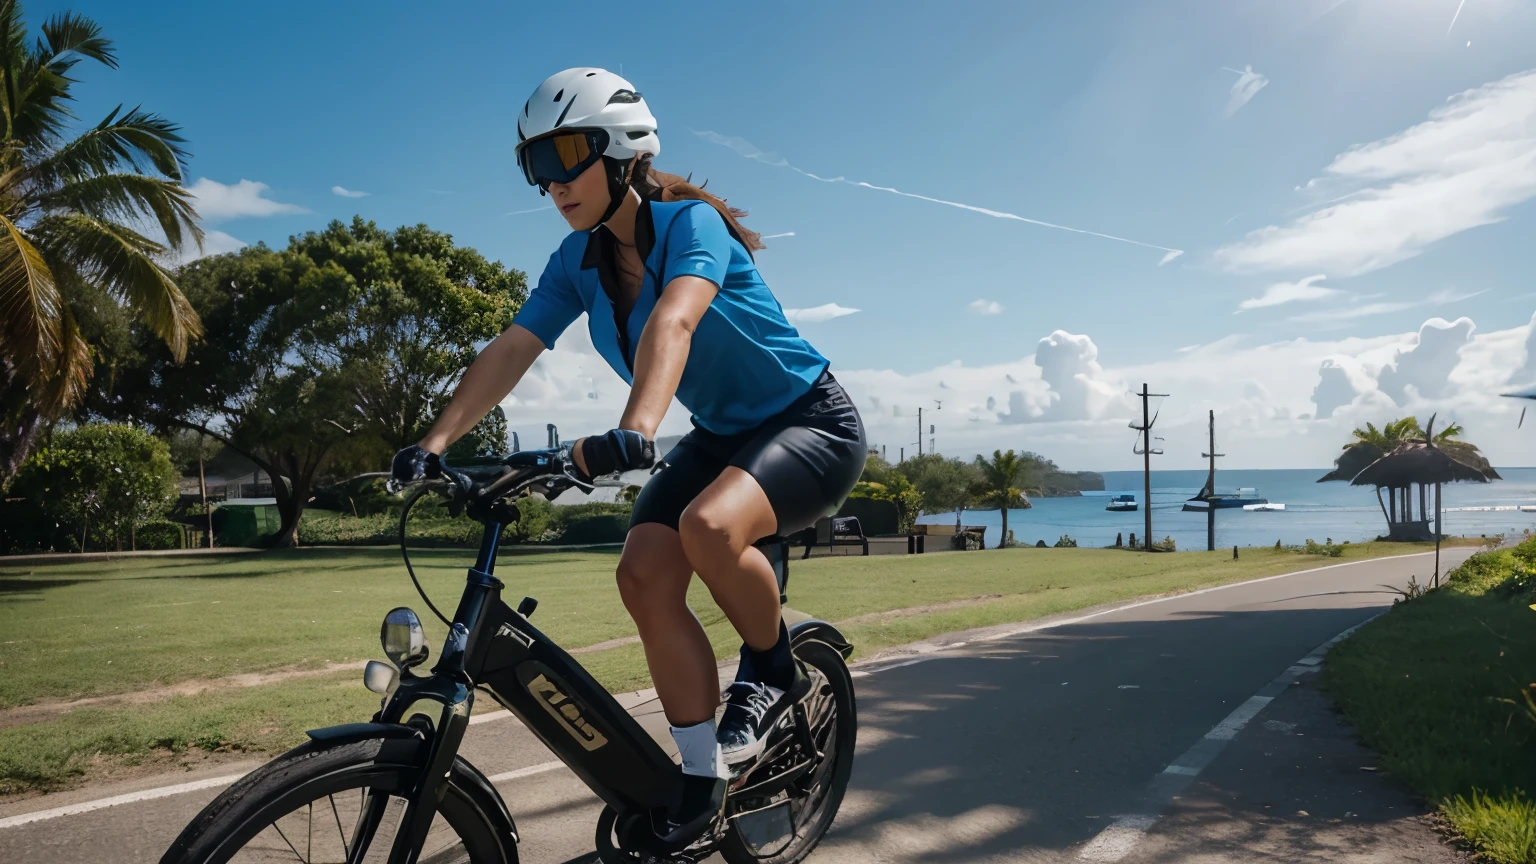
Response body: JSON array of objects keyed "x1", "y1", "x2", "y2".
[
  {"x1": 1105, "y1": 494, "x2": 1138, "y2": 512},
  {"x1": 1183, "y1": 487, "x2": 1269, "y2": 511}
]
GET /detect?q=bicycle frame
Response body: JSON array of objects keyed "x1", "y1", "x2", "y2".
[{"x1": 313, "y1": 456, "x2": 852, "y2": 864}]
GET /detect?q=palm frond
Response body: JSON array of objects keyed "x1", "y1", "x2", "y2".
[
  {"x1": 33, "y1": 214, "x2": 201, "y2": 359},
  {"x1": 30, "y1": 298, "x2": 90, "y2": 415},
  {"x1": 0, "y1": 0, "x2": 29, "y2": 136},
  {"x1": 29, "y1": 105, "x2": 189, "y2": 186},
  {"x1": 38, "y1": 172, "x2": 201, "y2": 251},
  {"x1": 36, "y1": 12, "x2": 114, "y2": 70},
  {"x1": 0, "y1": 212, "x2": 63, "y2": 379}
]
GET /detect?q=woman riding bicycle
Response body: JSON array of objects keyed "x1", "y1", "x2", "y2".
[{"x1": 392, "y1": 68, "x2": 866, "y2": 848}]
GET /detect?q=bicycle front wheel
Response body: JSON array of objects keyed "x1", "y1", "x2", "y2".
[{"x1": 160, "y1": 736, "x2": 515, "y2": 864}]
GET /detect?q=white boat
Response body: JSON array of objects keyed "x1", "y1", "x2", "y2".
[{"x1": 1243, "y1": 502, "x2": 1285, "y2": 512}]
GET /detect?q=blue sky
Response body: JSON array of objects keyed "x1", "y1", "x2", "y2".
[{"x1": 33, "y1": 0, "x2": 1536, "y2": 468}]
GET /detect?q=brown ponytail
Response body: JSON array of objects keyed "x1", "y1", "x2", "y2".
[{"x1": 630, "y1": 153, "x2": 765, "y2": 252}]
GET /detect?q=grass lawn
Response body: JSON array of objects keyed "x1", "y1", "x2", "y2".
[
  {"x1": 1326, "y1": 541, "x2": 1536, "y2": 864},
  {"x1": 0, "y1": 540, "x2": 1445, "y2": 794}
]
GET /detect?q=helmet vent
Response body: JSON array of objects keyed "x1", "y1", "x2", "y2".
[
  {"x1": 553, "y1": 96, "x2": 577, "y2": 127},
  {"x1": 522, "y1": 99, "x2": 529, "y2": 117},
  {"x1": 585, "y1": 71, "x2": 597, "y2": 77},
  {"x1": 607, "y1": 90, "x2": 641, "y2": 105},
  {"x1": 553, "y1": 89, "x2": 564, "y2": 102},
  {"x1": 626, "y1": 131, "x2": 648, "y2": 140}
]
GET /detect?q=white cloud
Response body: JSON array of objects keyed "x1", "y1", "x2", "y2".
[
  {"x1": 1237, "y1": 274, "x2": 1338, "y2": 312},
  {"x1": 1514, "y1": 311, "x2": 1536, "y2": 385},
  {"x1": 332, "y1": 185, "x2": 369, "y2": 198},
  {"x1": 1311, "y1": 358, "x2": 1360, "y2": 419},
  {"x1": 185, "y1": 178, "x2": 307, "y2": 223},
  {"x1": 1377, "y1": 317, "x2": 1476, "y2": 404},
  {"x1": 968, "y1": 299, "x2": 1005, "y2": 316},
  {"x1": 1214, "y1": 69, "x2": 1536, "y2": 276},
  {"x1": 1223, "y1": 65, "x2": 1270, "y2": 116},
  {"x1": 177, "y1": 229, "x2": 248, "y2": 264},
  {"x1": 1288, "y1": 288, "x2": 1485, "y2": 325},
  {"x1": 783, "y1": 303, "x2": 860, "y2": 324}
]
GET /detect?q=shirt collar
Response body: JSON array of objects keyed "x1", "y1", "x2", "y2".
[{"x1": 580, "y1": 197, "x2": 656, "y2": 271}]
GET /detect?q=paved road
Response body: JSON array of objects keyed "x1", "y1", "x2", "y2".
[{"x1": 0, "y1": 549, "x2": 1471, "y2": 863}]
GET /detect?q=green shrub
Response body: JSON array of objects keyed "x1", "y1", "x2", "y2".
[
  {"x1": 136, "y1": 521, "x2": 185, "y2": 550},
  {"x1": 1053, "y1": 534, "x2": 1078, "y2": 548},
  {"x1": 1152, "y1": 536, "x2": 1176, "y2": 552},
  {"x1": 1300, "y1": 538, "x2": 1345, "y2": 557}
]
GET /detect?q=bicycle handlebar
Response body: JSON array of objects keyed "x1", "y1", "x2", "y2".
[{"x1": 388, "y1": 445, "x2": 594, "y2": 505}]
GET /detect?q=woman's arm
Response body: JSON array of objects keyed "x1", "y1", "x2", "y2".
[
  {"x1": 418, "y1": 324, "x2": 546, "y2": 454},
  {"x1": 618, "y1": 275, "x2": 719, "y2": 439}
]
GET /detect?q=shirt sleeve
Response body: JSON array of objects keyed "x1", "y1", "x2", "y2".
[
  {"x1": 661, "y1": 202, "x2": 732, "y2": 290},
  {"x1": 511, "y1": 249, "x2": 585, "y2": 350}
]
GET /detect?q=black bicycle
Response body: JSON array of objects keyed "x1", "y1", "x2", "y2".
[{"x1": 160, "y1": 445, "x2": 857, "y2": 864}]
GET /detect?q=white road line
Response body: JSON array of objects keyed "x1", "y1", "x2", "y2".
[
  {"x1": 485, "y1": 761, "x2": 566, "y2": 784},
  {"x1": 468, "y1": 709, "x2": 511, "y2": 725},
  {"x1": 1073, "y1": 615, "x2": 1388, "y2": 862},
  {"x1": 1205, "y1": 695, "x2": 1273, "y2": 741},
  {"x1": 1077, "y1": 814, "x2": 1158, "y2": 861},
  {"x1": 0, "y1": 774, "x2": 248, "y2": 829}
]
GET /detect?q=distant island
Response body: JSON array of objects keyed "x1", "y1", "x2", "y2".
[{"x1": 1029, "y1": 469, "x2": 1105, "y2": 498}]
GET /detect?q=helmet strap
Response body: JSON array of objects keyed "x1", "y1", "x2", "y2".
[{"x1": 595, "y1": 156, "x2": 636, "y2": 228}]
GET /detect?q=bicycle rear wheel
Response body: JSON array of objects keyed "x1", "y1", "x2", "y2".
[
  {"x1": 721, "y1": 639, "x2": 856, "y2": 864},
  {"x1": 160, "y1": 737, "x2": 515, "y2": 864}
]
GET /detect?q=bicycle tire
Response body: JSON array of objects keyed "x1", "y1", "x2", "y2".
[
  {"x1": 160, "y1": 736, "x2": 515, "y2": 864},
  {"x1": 720, "y1": 639, "x2": 857, "y2": 864}
]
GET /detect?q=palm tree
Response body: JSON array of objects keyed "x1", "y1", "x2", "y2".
[
  {"x1": 0, "y1": 0, "x2": 202, "y2": 485},
  {"x1": 971, "y1": 449, "x2": 1031, "y2": 549},
  {"x1": 1320, "y1": 415, "x2": 1497, "y2": 538}
]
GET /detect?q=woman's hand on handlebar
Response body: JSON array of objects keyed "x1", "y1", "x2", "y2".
[
  {"x1": 571, "y1": 430, "x2": 655, "y2": 482},
  {"x1": 391, "y1": 444, "x2": 441, "y2": 486}
]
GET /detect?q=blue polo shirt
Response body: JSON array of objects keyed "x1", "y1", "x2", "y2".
[{"x1": 512, "y1": 199, "x2": 828, "y2": 435}]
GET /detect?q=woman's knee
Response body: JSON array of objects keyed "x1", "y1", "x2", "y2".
[
  {"x1": 677, "y1": 501, "x2": 741, "y2": 567},
  {"x1": 615, "y1": 526, "x2": 690, "y2": 617}
]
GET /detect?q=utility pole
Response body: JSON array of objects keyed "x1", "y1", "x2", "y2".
[
  {"x1": 1131, "y1": 383, "x2": 1168, "y2": 551},
  {"x1": 917, "y1": 407, "x2": 923, "y2": 457},
  {"x1": 547, "y1": 423, "x2": 559, "y2": 448},
  {"x1": 1202, "y1": 410, "x2": 1224, "y2": 552}
]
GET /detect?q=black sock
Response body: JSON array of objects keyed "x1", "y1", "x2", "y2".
[{"x1": 741, "y1": 619, "x2": 794, "y2": 690}]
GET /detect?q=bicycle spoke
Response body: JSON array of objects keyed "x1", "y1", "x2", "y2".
[
  {"x1": 270, "y1": 819, "x2": 308, "y2": 863},
  {"x1": 329, "y1": 794, "x2": 349, "y2": 858}
]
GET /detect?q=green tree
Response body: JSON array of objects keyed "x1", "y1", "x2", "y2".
[
  {"x1": 852, "y1": 471, "x2": 923, "y2": 534},
  {"x1": 104, "y1": 219, "x2": 525, "y2": 546},
  {"x1": 0, "y1": 1, "x2": 203, "y2": 486},
  {"x1": 11, "y1": 423, "x2": 177, "y2": 551},
  {"x1": 900, "y1": 453, "x2": 982, "y2": 512},
  {"x1": 971, "y1": 449, "x2": 1033, "y2": 549}
]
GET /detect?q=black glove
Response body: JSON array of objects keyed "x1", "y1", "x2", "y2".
[
  {"x1": 391, "y1": 445, "x2": 441, "y2": 484},
  {"x1": 578, "y1": 429, "x2": 655, "y2": 478}
]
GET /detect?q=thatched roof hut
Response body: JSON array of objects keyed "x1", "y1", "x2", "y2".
[{"x1": 1350, "y1": 441, "x2": 1500, "y2": 488}]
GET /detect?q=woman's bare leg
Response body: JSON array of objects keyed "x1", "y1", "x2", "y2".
[
  {"x1": 677, "y1": 466, "x2": 782, "y2": 651},
  {"x1": 616, "y1": 523, "x2": 720, "y2": 725}
]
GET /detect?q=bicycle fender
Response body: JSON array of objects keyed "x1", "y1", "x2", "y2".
[
  {"x1": 790, "y1": 619, "x2": 854, "y2": 659},
  {"x1": 304, "y1": 721, "x2": 423, "y2": 747},
  {"x1": 450, "y1": 756, "x2": 521, "y2": 850}
]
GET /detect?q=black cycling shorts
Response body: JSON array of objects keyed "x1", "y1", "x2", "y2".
[{"x1": 631, "y1": 369, "x2": 867, "y2": 537}]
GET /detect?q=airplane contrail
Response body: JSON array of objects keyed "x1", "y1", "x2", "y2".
[
  {"x1": 1448, "y1": 0, "x2": 1468, "y2": 34},
  {"x1": 505, "y1": 206, "x2": 554, "y2": 216},
  {"x1": 694, "y1": 130, "x2": 1184, "y2": 265}
]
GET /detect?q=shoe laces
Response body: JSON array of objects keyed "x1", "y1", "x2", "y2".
[{"x1": 725, "y1": 681, "x2": 778, "y2": 724}]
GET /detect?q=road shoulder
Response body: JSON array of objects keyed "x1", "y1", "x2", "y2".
[{"x1": 1120, "y1": 676, "x2": 1468, "y2": 863}]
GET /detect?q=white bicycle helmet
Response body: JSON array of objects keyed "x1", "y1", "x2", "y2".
[
  {"x1": 517, "y1": 68, "x2": 660, "y2": 162},
  {"x1": 515, "y1": 68, "x2": 660, "y2": 223}
]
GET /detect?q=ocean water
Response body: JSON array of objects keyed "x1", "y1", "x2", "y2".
[{"x1": 916, "y1": 467, "x2": 1536, "y2": 550}]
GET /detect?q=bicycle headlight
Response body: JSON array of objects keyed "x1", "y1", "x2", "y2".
[{"x1": 381, "y1": 607, "x2": 430, "y2": 669}]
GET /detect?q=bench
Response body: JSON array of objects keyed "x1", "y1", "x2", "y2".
[
  {"x1": 911, "y1": 523, "x2": 988, "y2": 550},
  {"x1": 792, "y1": 516, "x2": 869, "y2": 559}
]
